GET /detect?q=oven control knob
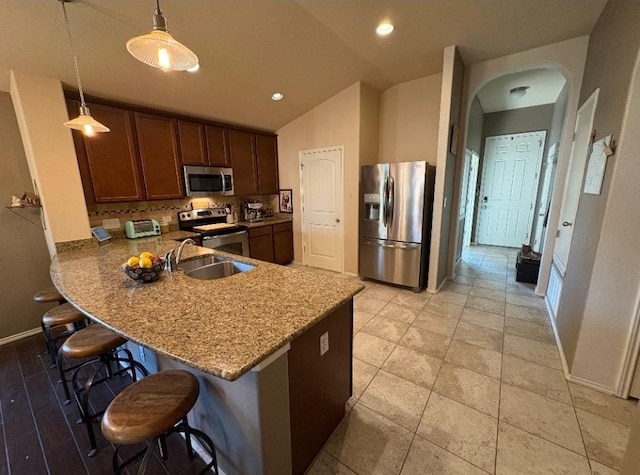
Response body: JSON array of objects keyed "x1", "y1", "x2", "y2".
[{"x1": 187, "y1": 213, "x2": 191, "y2": 218}]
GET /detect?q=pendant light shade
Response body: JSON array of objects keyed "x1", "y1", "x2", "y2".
[
  {"x1": 61, "y1": 0, "x2": 109, "y2": 136},
  {"x1": 126, "y1": 0, "x2": 199, "y2": 72}
]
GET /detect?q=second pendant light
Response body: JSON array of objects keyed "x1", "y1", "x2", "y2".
[{"x1": 127, "y1": 0, "x2": 199, "y2": 72}]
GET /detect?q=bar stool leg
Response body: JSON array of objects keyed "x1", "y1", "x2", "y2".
[
  {"x1": 56, "y1": 348, "x2": 72, "y2": 404},
  {"x1": 137, "y1": 437, "x2": 159, "y2": 475}
]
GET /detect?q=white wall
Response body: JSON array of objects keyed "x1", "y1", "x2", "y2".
[
  {"x1": 379, "y1": 74, "x2": 442, "y2": 163},
  {"x1": 9, "y1": 70, "x2": 91, "y2": 256},
  {"x1": 276, "y1": 82, "x2": 368, "y2": 274},
  {"x1": 457, "y1": 36, "x2": 590, "y2": 294}
]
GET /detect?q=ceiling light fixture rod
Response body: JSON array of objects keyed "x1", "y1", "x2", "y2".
[
  {"x1": 61, "y1": 0, "x2": 87, "y2": 110},
  {"x1": 60, "y1": 0, "x2": 109, "y2": 135}
]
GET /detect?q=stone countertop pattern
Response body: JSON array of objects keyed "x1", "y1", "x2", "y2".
[
  {"x1": 238, "y1": 215, "x2": 293, "y2": 228},
  {"x1": 50, "y1": 235, "x2": 362, "y2": 381}
]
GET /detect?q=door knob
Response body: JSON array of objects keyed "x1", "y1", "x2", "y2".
[
  {"x1": 335, "y1": 218, "x2": 341, "y2": 223},
  {"x1": 562, "y1": 221, "x2": 572, "y2": 227}
]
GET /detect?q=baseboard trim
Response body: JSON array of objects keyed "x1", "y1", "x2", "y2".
[
  {"x1": 545, "y1": 298, "x2": 617, "y2": 395},
  {"x1": 545, "y1": 298, "x2": 571, "y2": 380},
  {"x1": 0, "y1": 327, "x2": 41, "y2": 347},
  {"x1": 568, "y1": 375, "x2": 616, "y2": 395}
]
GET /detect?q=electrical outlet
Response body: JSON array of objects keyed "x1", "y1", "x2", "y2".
[
  {"x1": 138, "y1": 346, "x2": 146, "y2": 362},
  {"x1": 320, "y1": 332, "x2": 329, "y2": 356},
  {"x1": 161, "y1": 215, "x2": 172, "y2": 223},
  {"x1": 102, "y1": 218, "x2": 121, "y2": 229}
]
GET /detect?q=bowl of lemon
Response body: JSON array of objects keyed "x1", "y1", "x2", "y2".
[{"x1": 122, "y1": 251, "x2": 165, "y2": 283}]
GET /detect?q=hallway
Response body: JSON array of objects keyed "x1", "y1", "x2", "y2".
[{"x1": 307, "y1": 245, "x2": 636, "y2": 474}]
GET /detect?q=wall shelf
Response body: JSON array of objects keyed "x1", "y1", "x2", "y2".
[{"x1": 5, "y1": 205, "x2": 44, "y2": 229}]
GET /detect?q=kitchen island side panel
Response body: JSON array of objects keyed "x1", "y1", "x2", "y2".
[
  {"x1": 288, "y1": 300, "x2": 353, "y2": 475},
  {"x1": 157, "y1": 352, "x2": 292, "y2": 475}
]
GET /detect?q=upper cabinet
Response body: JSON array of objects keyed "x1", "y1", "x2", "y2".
[
  {"x1": 68, "y1": 95, "x2": 278, "y2": 202},
  {"x1": 256, "y1": 134, "x2": 279, "y2": 194},
  {"x1": 229, "y1": 130, "x2": 258, "y2": 195},
  {"x1": 178, "y1": 120, "x2": 207, "y2": 166},
  {"x1": 72, "y1": 102, "x2": 145, "y2": 203},
  {"x1": 134, "y1": 113, "x2": 183, "y2": 200},
  {"x1": 178, "y1": 121, "x2": 231, "y2": 168},
  {"x1": 205, "y1": 125, "x2": 231, "y2": 167},
  {"x1": 229, "y1": 131, "x2": 280, "y2": 196}
]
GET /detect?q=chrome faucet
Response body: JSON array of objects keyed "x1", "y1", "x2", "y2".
[{"x1": 164, "y1": 238, "x2": 196, "y2": 271}]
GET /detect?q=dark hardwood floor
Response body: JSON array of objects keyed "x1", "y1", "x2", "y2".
[{"x1": 0, "y1": 333, "x2": 209, "y2": 474}]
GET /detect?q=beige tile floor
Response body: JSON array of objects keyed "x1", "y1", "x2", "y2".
[{"x1": 293, "y1": 245, "x2": 638, "y2": 475}]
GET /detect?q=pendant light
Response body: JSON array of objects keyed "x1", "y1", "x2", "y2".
[
  {"x1": 126, "y1": 0, "x2": 199, "y2": 72},
  {"x1": 61, "y1": 0, "x2": 109, "y2": 136}
]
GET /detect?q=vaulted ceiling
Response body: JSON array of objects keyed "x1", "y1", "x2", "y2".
[{"x1": 0, "y1": 0, "x2": 606, "y2": 131}]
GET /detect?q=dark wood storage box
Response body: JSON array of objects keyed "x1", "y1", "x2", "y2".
[{"x1": 516, "y1": 251, "x2": 540, "y2": 284}]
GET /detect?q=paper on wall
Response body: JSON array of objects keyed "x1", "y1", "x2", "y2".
[{"x1": 583, "y1": 134, "x2": 612, "y2": 195}]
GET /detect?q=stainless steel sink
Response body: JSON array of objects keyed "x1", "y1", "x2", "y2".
[
  {"x1": 182, "y1": 260, "x2": 255, "y2": 280},
  {"x1": 177, "y1": 255, "x2": 224, "y2": 273}
]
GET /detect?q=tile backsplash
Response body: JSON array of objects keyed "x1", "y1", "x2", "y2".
[{"x1": 87, "y1": 195, "x2": 278, "y2": 230}]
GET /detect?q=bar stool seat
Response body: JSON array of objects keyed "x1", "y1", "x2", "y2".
[
  {"x1": 58, "y1": 325, "x2": 148, "y2": 457},
  {"x1": 102, "y1": 370, "x2": 218, "y2": 474},
  {"x1": 61, "y1": 325, "x2": 126, "y2": 359},
  {"x1": 41, "y1": 303, "x2": 87, "y2": 366},
  {"x1": 33, "y1": 287, "x2": 65, "y2": 303},
  {"x1": 42, "y1": 303, "x2": 85, "y2": 327}
]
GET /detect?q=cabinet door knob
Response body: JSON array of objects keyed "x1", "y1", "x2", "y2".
[
  {"x1": 335, "y1": 218, "x2": 341, "y2": 223},
  {"x1": 562, "y1": 221, "x2": 573, "y2": 227}
]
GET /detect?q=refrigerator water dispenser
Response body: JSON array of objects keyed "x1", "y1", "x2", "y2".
[{"x1": 364, "y1": 193, "x2": 380, "y2": 220}]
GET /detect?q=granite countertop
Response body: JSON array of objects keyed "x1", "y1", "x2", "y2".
[
  {"x1": 238, "y1": 215, "x2": 293, "y2": 228},
  {"x1": 50, "y1": 235, "x2": 362, "y2": 381}
]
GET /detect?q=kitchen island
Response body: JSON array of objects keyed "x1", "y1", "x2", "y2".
[{"x1": 50, "y1": 234, "x2": 362, "y2": 475}]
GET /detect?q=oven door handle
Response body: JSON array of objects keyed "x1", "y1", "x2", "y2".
[{"x1": 203, "y1": 230, "x2": 247, "y2": 240}]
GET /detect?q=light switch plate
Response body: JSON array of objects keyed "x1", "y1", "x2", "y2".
[{"x1": 320, "y1": 332, "x2": 329, "y2": 356}]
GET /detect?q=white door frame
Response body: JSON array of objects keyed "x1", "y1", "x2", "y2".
[
  {"x1": 463, "y1": 150, "x2": 480, "y2": 248},
  {"x1": 298, "y1": 146, "x2": 344, "y2": 272},
  {"x1": 552, "y1": 89, "x2": 599, "y2": 275},
  {"x1": 475, "y1": 131, "x2": 546, "y2": 247}
]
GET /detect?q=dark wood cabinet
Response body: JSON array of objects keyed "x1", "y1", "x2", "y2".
[
  {"x1": 134, "y1": 113, "x2": 184, "y2": 200},
  {"x1": 229, "y1": 130, "x2": 258, "y2": 195},
  {"x1": 273, "y1": 222, "x2": 294, "y2": 265},
  {"x1": 288, "y1": 300, "x2": 352, "y2": 475},
  {"x1": 74, "y1": 102, "x2": 145, "y2": 203},
  {"x1": 205, "y1": 125, "x2": 231, "y2": 167},
  {"x1": 248, "y1": 226, "x2": 275, "y2": 262},
  {"x1": 256, "y1": 134, "x2": 279, "y2": 194},
  {"x1": 68, "y1": 94, "x2": 278, "y2": 203},
  {"x1": 178, "y1": 120, "x2": 207, "y2": 166},
  {"x1": 248, "y1": 222, "x2": 293, "y2": 265}
]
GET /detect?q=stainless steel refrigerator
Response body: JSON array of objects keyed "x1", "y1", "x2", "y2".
[{"x1": 359, "y1": 161, "x2": 435, "y2": 291}]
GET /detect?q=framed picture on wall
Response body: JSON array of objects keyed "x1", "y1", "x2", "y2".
[{"x1": 279, "y1": 189, "x2": 293, "y2": 213}]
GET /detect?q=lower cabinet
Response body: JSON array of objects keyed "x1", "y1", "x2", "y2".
[{"x1": 248, "y1": 221, "x2": 293, "y2": 265}]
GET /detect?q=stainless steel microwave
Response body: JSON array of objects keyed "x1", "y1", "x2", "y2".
[{"x1": 183, "y1": 165, "x2": 234, "y2": 197}]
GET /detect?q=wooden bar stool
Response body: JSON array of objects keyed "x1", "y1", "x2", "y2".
[
  {"x1": 41, "y1": 302, "x2": 87, "y2": 366},
  {"x1": 101, "y1": 370, "x2": 218, "y2": 475},
  {"x1": 58, "y1": 324, "x2": 148, "y2": 457},
  {"x1": 33, "y1": 286, "x2": 66, "y2": 304}
]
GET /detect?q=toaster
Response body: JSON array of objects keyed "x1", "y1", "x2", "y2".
[{"x1": 124, "y1": 219, "x2": 161, "y2": 239}]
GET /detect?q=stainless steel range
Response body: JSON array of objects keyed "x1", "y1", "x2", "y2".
[{"x1": 178, "y1": 208, "x2": 249, "y2": 257}]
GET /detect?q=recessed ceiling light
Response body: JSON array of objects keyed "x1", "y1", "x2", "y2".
[
  {"x1": 187, "y1": 64, "x2": 200, "y2": 73},
  {"x1": 376, "y1": 23, "x2": 395, "y2": 36},
  {"x1": 509, "y1": 86, "x2": 530, "y2": 99},
  {"x1": 271, "y1": 92, "x2": 284, "y2": 101}
]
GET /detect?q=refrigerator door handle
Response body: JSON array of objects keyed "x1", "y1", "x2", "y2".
[
  {"x1": 382, "y1": 176, "x2": 389, "y2": 227},
  {"x1": 387, "y1": 175, "x2": 395, "y2": 228},
  {"x1": 363, "y1": 239, "x2": 419, "y2": 250}
]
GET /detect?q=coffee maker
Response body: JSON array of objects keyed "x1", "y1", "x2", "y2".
[{"x1": 243, "y1": 201, "x2": 264, "y2": 222}]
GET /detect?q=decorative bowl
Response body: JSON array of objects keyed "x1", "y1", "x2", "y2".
[{"x1": 122, "y1": 259, "x2": 165, "y2": 283}]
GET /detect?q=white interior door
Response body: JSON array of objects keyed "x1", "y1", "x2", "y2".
[
  {"x1": 476, "y1": 131, "x2": 546, "y2": 247},
  {"x1": 300, "y1": 147, "x2": 343, "y2": 272},
  {"x1": 553, "y1": 89, "x2": 599, "y2": 275}
]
